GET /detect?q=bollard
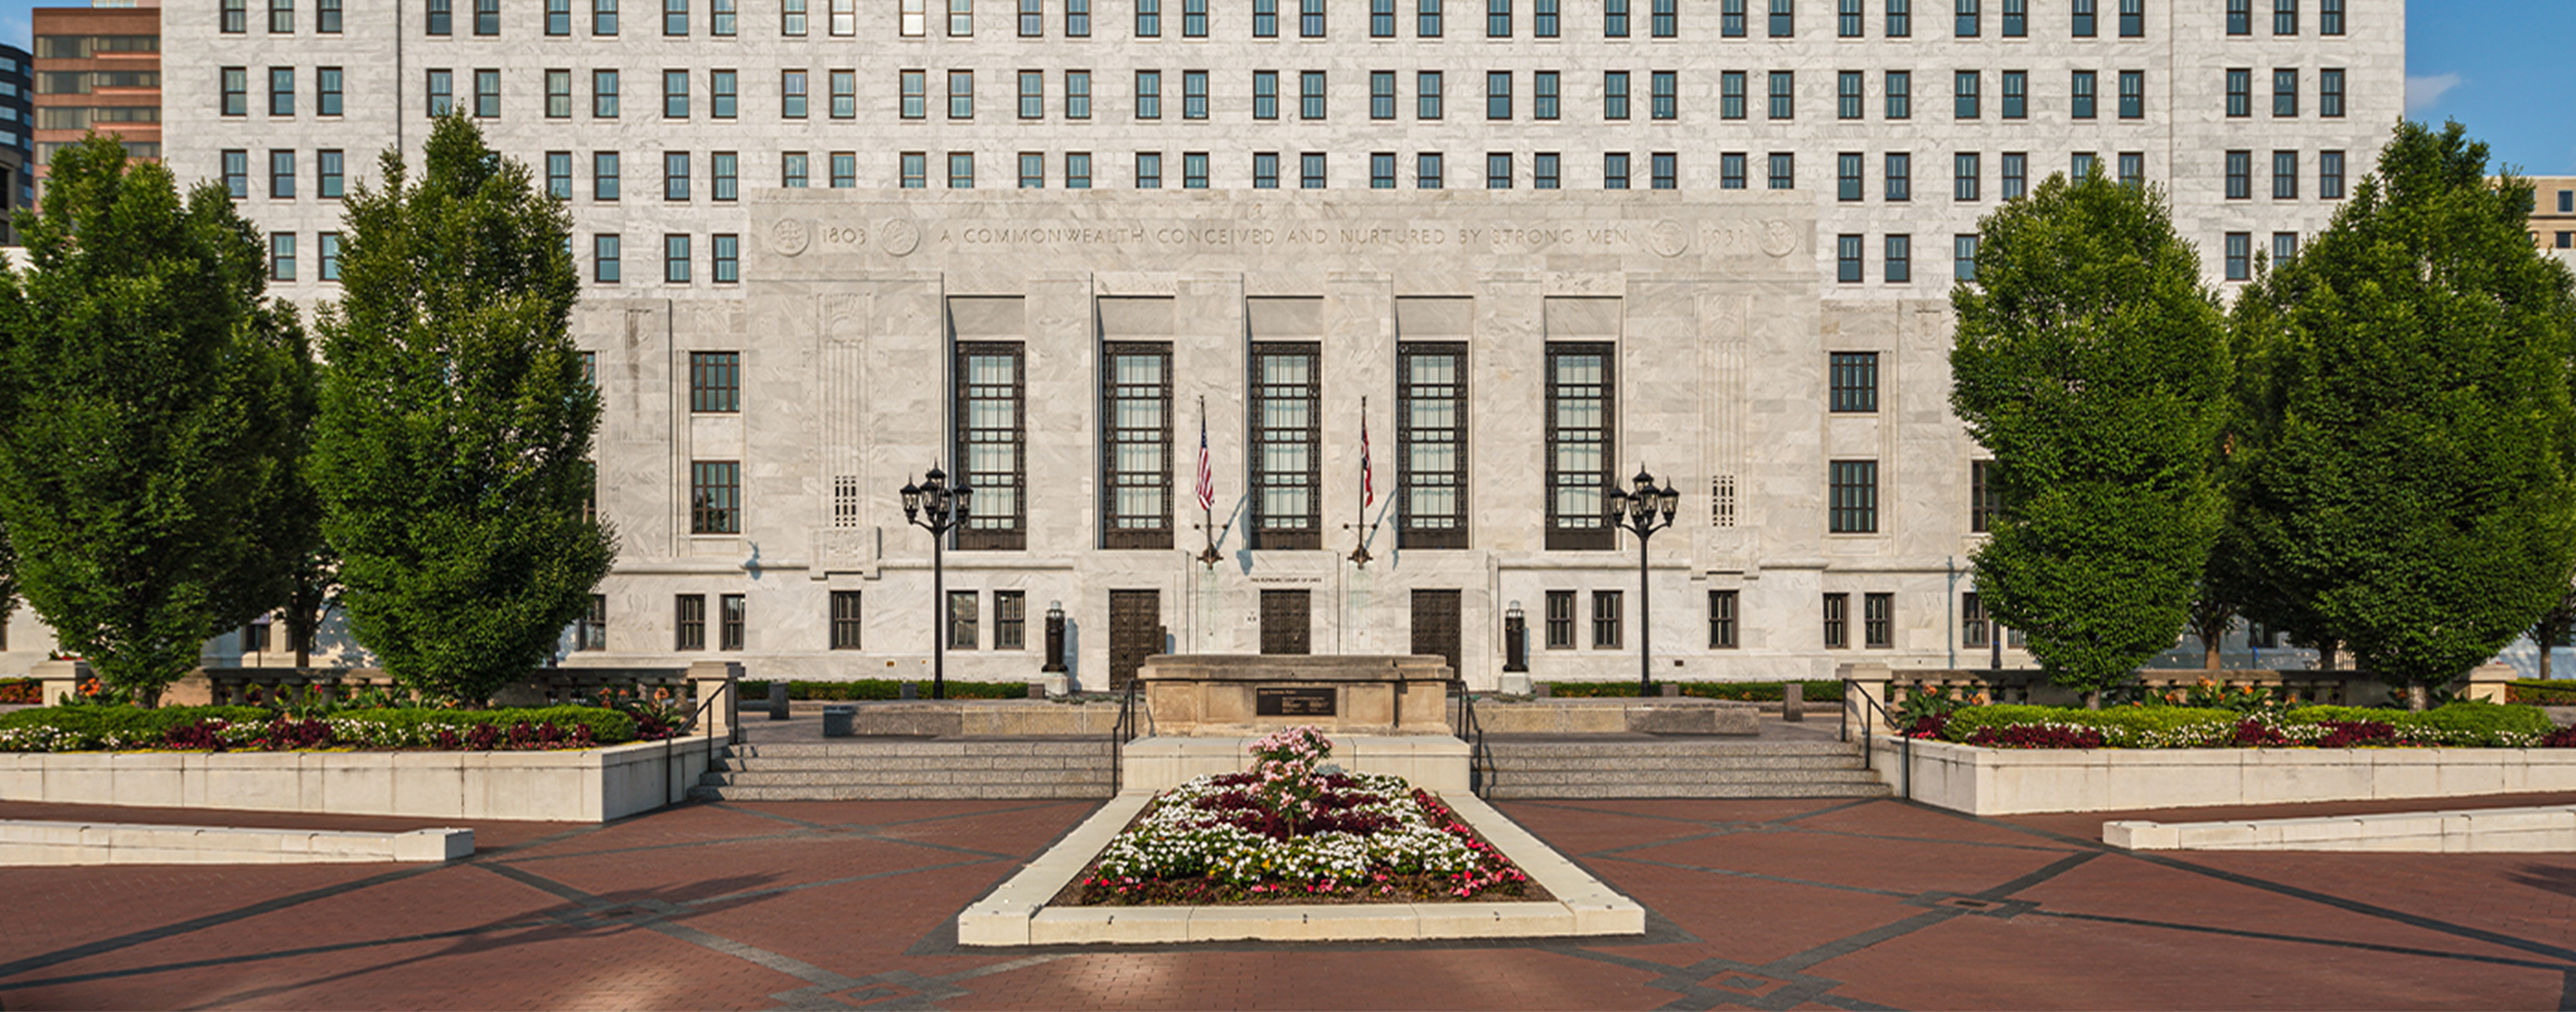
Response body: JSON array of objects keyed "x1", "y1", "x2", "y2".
[
  {"x1": 1783, "y1": 682, "x2": 1805, "y2": 722},
  {"x1": 767, "y1": 682, "x2": 790, "y2": 720},
  {"x1": 822, "y1": 704, "x2": 856, "y2": 737},
  {"x1": 899, "y1": 681, "x2": 918, "y2": 701}
]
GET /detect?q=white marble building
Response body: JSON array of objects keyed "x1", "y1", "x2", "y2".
[{"x1": 0, "y1": 0, "x2": 2404, "y2": 685}]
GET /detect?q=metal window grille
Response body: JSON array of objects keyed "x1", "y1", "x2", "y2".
[
  {"x1": 1592, "y1": 591, "x2": 1623, "y2": 649},
  {"x1": 675, "y1": 594, "x2": 707, "y2": 650},
  {"x1": 690, "y1": 461, "x2": 740, "y2": 534},
  {"x1": 996, "y1": 592, "x2": 1026, "y2": 649},
  {"x1": 1829, "y1": 460, "x2": 1878, "y2": 534},
  {"x1": 1829, "y1": 352, "x2": 1879, "y2": 412},
  {"x1": 830, "y1": 591, "x2": 863, "y2": 650},
  {"x1": 1823, "y1": 593, "x2": 1849, "y2": 649},
  {"x1": 1709, "y1": 590, "x2": 1739, "y2": 649},
  {"x1": 1864, "y1": 592, "x2": 1893, "y2": 648},
  {"x1": 1102, "y1": 342, "x2": 1175, "y2": 549},
  {"x1": 955, "y1": 342, "x2": 1026, "y2": 549},
  {"x1": 1251, "y1": 343, "x2": 1323, "y2": 548},
  {"x1": 1545, "y1": 590, "x2": 1575, "y2": 648},
  {"x1": 719, "y1": 594, "x2": 744, "y2": 650},
  {"x1": 1398, "y1": 343, "x2": 1468, "y2": 548},
  {"x1": 1545, "y1": 343, "x2": 1615, "y2": 550}
]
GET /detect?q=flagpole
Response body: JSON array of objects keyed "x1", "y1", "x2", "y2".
[
  {"x1": 1196, "y1": 395, "x2": 1221, "y2": 566},
  {"x1": 1351, "y1": 396, "x2": 1373, "y2": 567}
]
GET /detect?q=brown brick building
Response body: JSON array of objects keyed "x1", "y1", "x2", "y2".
[{"x1": 31, "y1": 2, "x2": 160, "y2": 201}]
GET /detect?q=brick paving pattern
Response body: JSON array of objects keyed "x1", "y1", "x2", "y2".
[{"x1": 6, "y1": 791, "x2": 2576, "y2": 1010}]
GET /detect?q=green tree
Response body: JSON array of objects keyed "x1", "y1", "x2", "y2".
[
  {"x1": 2230, "y1": 121, "x2": 2576, "y2": 710},
  {"x1": 0, "y1": 135, "x2": 309, "y2": 700},
  {"x1": 2530, "y1": 588, "x2": 2576, "y2": 683},
  {"x1": 1951, "y1": 170, "x2": 2235, "y2": 707},
  {"x1": 311, "y1": 115, "x2": 613, "y2": 704}
]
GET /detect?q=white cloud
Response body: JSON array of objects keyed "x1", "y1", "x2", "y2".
[{"x1": 2406, "y1": 73, "x2": 2463, "y2": 115}]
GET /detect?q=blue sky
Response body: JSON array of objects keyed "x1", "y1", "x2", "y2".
[{"x1": 0, "y1": 0, "x2": 2563, "y2": 173}]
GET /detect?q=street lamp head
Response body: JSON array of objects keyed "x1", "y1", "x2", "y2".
[
  {"x1": 1603, "y1": 485, "x2": 1628, "y2": 523},
  {"x1": 1657, "y1": 485, "x2": 1679, "y2": 521},
  {"x1": 899, "y1": 479, "x2": 922, "y2": 520},
  {"x1": 1632, "y1": 468, "x2": 1654, "y2": 495},
  {"x1": 953, "y1": 482, "x2": 974, "y2": 517},
  {"x1": 922, "y1": 466, "x2": 947, "y2": 490},
  {"x1": 1507, "y1": 600, "x2": 1524, "y2": 621}
]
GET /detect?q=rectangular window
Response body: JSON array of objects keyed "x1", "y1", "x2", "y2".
[
  {"x1": 1830, "y1": 352, "x2": 1878, "y2": 412},
  {"x1": 1720, "y1": 152, "x2": 1746, "y2": 190},
  {"x1": 2320, "y1": 0, "x2": 2341, "y2": 34},
  {"x1": 675, "y1": 595, "x2": 706, "y2": 650},
  {"x1": 1135, "y1": 0, "x2": 1158, "y2": 34},
  {"x1": 1489, "y1": 0, "x2": 1511, "y2": 36},
  {"x1": 1102, "y1": 342, "x2": 1174, "y2": 548},
  {"x1": 1545, "y1": 591, "x2": 1575, "y2": 649},
  {"x1": 902, "y1": 153, "x2": 927, "y2": 188},
  {"x1": 947, "y1": 592, "x2": 979, "y2": 650},
  {"x1": 2320, "y1": 68, "x2": 2344, "y2": 118},
  {"x1": 1592, "y1": 592, "x2": 1623, "y2": 649},
  {"x1": 1955, "y1": 0, "x2": 1976, "y2": 36},
  {"x1": 2225, "y1": 232, "x2": 2251, "y2": 281},
  {"x1": 2227, "y1": 68, "x2": 2251, "y2": 118},
  {"x1": 1954, "y1": 71, "x2": 1979, "y2": 119},
  {"x1": 1535, "y1": 153, "x2": 1559, "y2": 189},
  {"x1": 1651, "y1": 0, "x2": 1673, "y2": 34},
  {"x1": 1885, "y1": 234, "x2": 1911, "y2": 282},
  {"x1": 1838, "y1": 72, "x2": 1862, "y2": 121},
  {"x1": 716, "y1": 594, "x2": 743, "y2": 650},
  {"x1": 1373, "y1": 152, "x2": 1397, "y2": 190},
  {"x1": 318, "y1": 150, "x2": 345, "y2": 199},
  {"x1": 2226, "y1": 150, "x2": 2251, "y2": 200},
  {"x1": 1255, "y1": 71, "x2": 1282, "y2": 121},
  {"x1": 690, "y1": 461, "x2": 740, "y2": 533},
  {"x1": 270, "y1": 67, "x2": 294, "y2": 116},
  {"x1": 956, "y1": 341, "x2": 1027, "y2": 548},
  {"x1": 2118, "y1": 151, "x2": 2144, "y2": 189},
  {"x1": 2320, "y1": 150, "x2": 2345, "y2": 200},
  {"x1": 2072, "y1": 0, "x2": 2093, "y2": 34},
  {"x1": 995, "y1": 592, "x2": 1026, "y2": 650},
  {"x1": 546, "y1": 0, "x2": 570, "y2": 31},
  {"x1": 949, "y1": 152, "x2": 974, "y2": 188},
  {"x1": 1301, "y1": 0, "x2": 1324, "y2": 35},
  {"x1": 2118, "y1": 0, "x2": 2141, "y2": 34},
  {"x1": 1136, "y1": 152, "x2": 1163, "y2": 188},
  {"x1": 592, "y1": 70, "x2": 618, "y2": 118},
  {"x1": 1067, "y1": 0, "x2": 1089, "y2": 32},
  {"x1": 713, "y1": 152, "x2": 738, "y2": 200},
  {"x1": 2072, "y1": 152, "x2": 2097, "y2": 180},
  {"x1": 2070, "y1": 70, "x2": 2095, "y2": 120},
  {"x1": 1537, "y1": 72, "x2": 1562, "y2": 121},
  {"x1": 1954, "y1": 234, "x2": 1979, "y2": 283},
  {"x1": 1721, "y1": 0, "x2": 1743, "y2": 35},
  {"x1": 429, "y1": 0, "x2": 453, "y2": 32},
  {"x1": 952, "y1": 0, "x2": 974, "y2": 33},
  {"x1": 1651, "y1": 153, "x2": 1676, "y2": 190},
  {"x1": 1864, "y1": 593, "x2": 1893, "y2": 649},
  {"x1": 1018, "y1": 152, "x2": 1043, "y2": 187},
  {"x1": 269, "y1": 232, "x2": 296, "y2": 281},
  {"x1": 1301, "y1": 152, "x2": 1326, "y2": 189},
  {"x1": 225, "y1": 0, "x2": 248, "y2": 30},
  {"x1": 1066, "y1": 71, "x2": 1091, "y2": 119},
  {"x1": 1604, "y1": 0, "x2": 1626, "y2": 35},
  {"x1": 950, "y1": 71, "x2": 974, "y2": 120},
  {"x1": 1604, "y1": 153, "x2": 1627, "y2": 190},
  {"x1": 575, "y1": 594, "x2": 607, "y2": 651},
  {"x1": 664, "y1": 233, "x2": 696, "y2": 282},
  {"x1": 474, "y1": 0, "x2": 499, "y2": 33},
  {"x1": 1184, "y1": 0, "x2": 1206, "y2": 34},
  {"x1": 594, "y1": 0, "x2": 618, "y2": 33},
  {"x1": 713, "y1": 234, "x2": 739, "y2": 282},
  {"x1": 1420, "y1": 71, "x2": 1443, "y2": 120},
  {"x1": 1650, "y1": 71, "x2": 1675, "y2": 121},
  {"x1": 1823, "y1": 593, "x2": 1848, "y2": 649},
  {"x1": 2274, "y1": 69, "x2": 2297, "y2": 117},
  {"x1": 1961, "y1": 592, "x2": 1988, "y2": 648},
  {"x1": 664, "y1": 151, "x2": 691, "y2": 200},
  {"x1": 1769, "y1": 152, "x2": 1795, "y2": 190},
  {"x1": 593, "y1": 152, "x2": 621, "y2": 200},
  {"x1": 1419, "y1": 153, "x2": 1444, "y2": 189},
  {"x1": 2272, "y1": 231, "x2": 2298, "y2": 264},
  {"x1": 472, "y1": 69, "x2": 500, "y2": 119},
  {"x1": 1135, "y1": 71, "x2": 1161, "y2": 121},
  {"x1": 594, "y1": 234, "x2": 621, "y2": 282},
  {"x1": 1991, "y1": 70, "x2": 2021, "y2": 120},
  {"x1": 1545, "y1": 342, "x2": 1614, "y2": 550},
  {"x1": 665, "y1": 0, "x2": 689, "y2": 32},
  {"x1": 546, "y1": 152, "x2": 572, "y2": 199},
  {"x1": 1398, "y1": 342, "x2": 1468, "y2": 548},
  {"x1": 2227, "y1": 0, "x2": 2248, "y2": 34},
  {"x1": 1885, "y1": 153, "x2": 1910, "y2": 201},
  {"x1": 830, "y1": 150, "x2": 856, "y2": 188},
  {"x1": 1263, "y1": 0, "x2": 1285, "y2": 34},
  {"x1": 1971, "y1": 459, "x2": 2001, "y2": 532},
  {"x1": 1420, "y1": 0, "x2": 1443, "y2": 35},
  {"x1": 2001, "y1": 0, "x2": 2022, "y2": 35},
  {"x1": 1837, "y1": 0, "x2": 1858, "y2": 35},
  {"x1": 1251, "y1": 342, "x2": 1322, "y2": 548},
  {"x1": 1018, "y1": 0, "x2": 1041, "y2": 32},
  {"x1": 1070, "y1": 152, "x2": 1095, "y2": 187},
  {"x1": 1708, "y1": 591, "x2": 1740, "y2": 649},
  {"x1": 1837, "y1": 152, "x2": 1863, "y2": 201},
  {"x1": 1301, "y1": 72, "x2": 1326, "y2": 120},
  {"x1": 781, "y1": 71, "x2": 807, "y2": 119},
  {"x1": 2273, "y1": 150, "x2": 2298, "y2": 200},
  {"x1": 704, "y1": 70, "x2": 733, "y2": 119},
  {"x1": 690, "y1": 352, "x2": 739, "y2": 412},
  {"x1": 2273, "y1": 0, "x2": 2294, "y2": 34},
  {"x1": 1535, "y1": 0, "x2": 1557, "y2": 34},
  {"x1": 2001, "y1": 152, "x2": 2025, "y2": 199},
  {"x1": 1829, "y1": 460, "x2": 1878, "y2": 533},
  {"x1": 1886, "y1": 71, "x2": 1911, "y2": 119},
  {"x1": 223, "y1": 68, "x2": 247, "y2": 116},
  {"x1": 662, "y1": 70, "x2": 690, "y2": 119},
  {"x1": 1255, "y1": 152, "x2": 1281, "y2": 188},
  {"x1": 427, "y1": 69, "x2": 454, "y2": 117},
  {"x1": 2118, "y1": 70, "x2": 2143, "y2": 119},
  {"x1": 1886, "y1": 0, "x2": 1908, "y2": 34},
  {"x1": 829, "y1": 591, "x2": 863, "y2": 650},
  {"x1": 1768, "y1": 71, "x2": 1793, "y2": 120},
  {"x1": 1768, "y1": 0, "x2": 1791, "y2": 35},
  {"x1": 1184, "y1": 71, "x2": 1207, "y2": 120},
  {"x1": 1603, "y1": 72, "x2": 1627, "y2": 121},
  {"x1": 1488, "y1": 72, "x2": 1512, "y2": 121},
  {"x1": 320, "y1": 0, "x2": 343, "y2": 29},
  {"x1": 1954, "y1": 152, "x2": 1980, "y2": 201}
]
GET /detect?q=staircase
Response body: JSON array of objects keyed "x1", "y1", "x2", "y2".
[
  {"x1": 689, "y1": 738, "x2": 1116, "y2": 801},
  {"x1": 1478, "y1": 736, "x2": 1893, "y2": 799}
]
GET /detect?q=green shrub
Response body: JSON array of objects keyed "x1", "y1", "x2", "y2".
[
  {"x1": 1940, "y1": 705, "x2": 2244, "y2": 748},
  {"x1": 2507, "y1": 680, "x2": 2576, "y2": 706},
  {"x1": 1541, "y1": 680, "x2": 1844, "y2": 701},
  {"x1": 736, "y1": 678, "x2": 1034, "y2": 701},
  {"x1": 0, "y1": 704, "x2": 638, "y2": 752},
  {"x1": 1936, "y1": 701, "x2": 2559, "y2": 749}
]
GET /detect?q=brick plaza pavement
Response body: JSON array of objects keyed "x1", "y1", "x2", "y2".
[{"x1": 5, "y1": 791, "x2": 2576, "y2": 1011}]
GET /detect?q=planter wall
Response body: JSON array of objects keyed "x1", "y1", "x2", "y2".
[
  {"x1": 1871, "y1": 737, "x2": 2576, "y2": 816},
  {"x1": 0, "y1": 737, "x2": 719, "y2": 822}
]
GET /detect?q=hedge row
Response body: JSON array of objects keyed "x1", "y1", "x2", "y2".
[
  {"x1": 2507, "y1": 680, "x2": 2576, "y2": 706},
  {"x1": 0, "y1": 704, "x2": 638, "y2": 753},
  {"x1": 1541, "y1": 680, "x2": 1845, "y2": 702},
  {"x1": 0, "y1": 677, "x2": 37, "y2": 706},
  {"x1": 736, "y1": 678, "x2": 1034, "y2": 701},
  {"x1": 1936, "y1": 701, "x2": 2561, "y2": 749}
]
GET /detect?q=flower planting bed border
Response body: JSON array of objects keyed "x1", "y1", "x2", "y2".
[
  {"x1": 958, "y1": 789, "x2": 1643, "y2": 946},
  {"x1": 1872, "y1": 737, "x2": 2576, "y2": 816}
]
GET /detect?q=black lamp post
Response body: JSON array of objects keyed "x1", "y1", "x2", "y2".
[
  {"x1": 900, "y1": 466, "x2": 972, "y2": 701},
  {"x1": 1605, "y1": 467, "x2": 1679, "y2": 695},
  {"x1": 1502, "y1": 600, "x2": 1528, "y2": 673},
  {"x1": 1042, "y1": 600, "x2": 1068, "y2": 673}
]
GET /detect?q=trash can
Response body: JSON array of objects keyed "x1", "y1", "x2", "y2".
[
  {"x1": 822, "y1": 704, "x2": 856, "y2": 738},
  {"x1": 768, "y1": 682, "x2": 791, "y2": 720}
]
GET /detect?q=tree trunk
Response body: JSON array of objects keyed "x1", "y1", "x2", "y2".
[
  {"x1": 2086, "y1": 688, "x2": 2102, "y2": 710},
  {"x1": 2204, "y1": 637, "x2": 2222, "y2": 671},
  {"x1": 2317, "y1": 639, "x2": 2339, "y2": 673},
  {"x1": 2544, "y1": 645, "x2": 2556, "y2": 683},
  {"x1": 2408, "y1": 684, "x2": 2429, "y2": 712}
]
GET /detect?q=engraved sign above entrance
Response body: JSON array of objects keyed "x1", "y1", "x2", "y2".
[{"x1": 1255, "y1": 686, "x2": 1338, "y2": 718}]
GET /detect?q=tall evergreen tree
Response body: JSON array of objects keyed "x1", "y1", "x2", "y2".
[
  {"x1": 311, "y1": 115, "x2": 613, "y2": 704},
  {"x1": 0, "y1": 135, "x2": 308, "y2": 700},
  {"x1": 1951, "y1": 170, "x2": 2234, "y2": 707},
  {"x1": 2231, "y1": 121, "x2": 2576, "y2": 709}
]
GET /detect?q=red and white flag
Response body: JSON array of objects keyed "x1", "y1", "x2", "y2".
[
  {"x1": 1361, "y1": 413, "x2": 1374, "y2": 508},
  {"x1": 1195, "y1": 412, "x2": 1215, "y2": 513}
]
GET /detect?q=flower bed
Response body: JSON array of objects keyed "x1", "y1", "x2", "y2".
[
  {"x1": 0, "y1": 704, "x2": 641, "y2": 753},
  {"x1": 1064, "y1": 727, "x2": 1541, "y2": 906},
  {"x1": 1915, "y1": 701, "x2": 2571, "y2": 750},
  {"x1": 0, "y1": 678, "x2": 40, "y2": 706}
]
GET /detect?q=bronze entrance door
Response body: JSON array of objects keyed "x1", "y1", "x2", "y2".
[
  {"x1": 1410, "y1": 589, "x2": 1462, "y2": 673},
  {"x1": 1108, "y1": 590, "x2": 1161, "y2": 688},
  {"x1": 1259, "y1": 589, "x2": 1311, "y2": 655}
]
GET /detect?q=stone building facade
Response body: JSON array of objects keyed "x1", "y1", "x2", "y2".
[{"x1": 0, "y1": 0, "x2": 2407, "y2": 684}]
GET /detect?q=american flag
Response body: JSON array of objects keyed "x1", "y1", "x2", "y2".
[
  {"x1": 1361, "y1": 413, "x2": 1374, "y2": 507},
  {"x1": 1195, "y1": 412, "x2": 1215, "y2": 513}
]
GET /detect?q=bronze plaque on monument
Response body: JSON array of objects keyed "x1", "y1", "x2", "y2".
[{"x1": 1255, "y1": 686, "x2": 1338, "y2": 717}]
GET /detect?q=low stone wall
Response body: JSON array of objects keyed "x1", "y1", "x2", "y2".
[
  {"x1": 835, "y1": 699, "x2": 1127, "y2": 737},
  {"x1": 1121, "y1": 735, "x2": 1469, "y2": 793},
  {"x1": 2104, "y1": 804, "x2": 2576, "y2": 853},
  {"x1": 0, "y1": 737, "x2": 718, "y2": 822},
  {"x1": 1471, "y1": 697, "x2": 1757, "y2": 736},
  {"x1": 1872, "y1": 737, "x2": 2576, "y2": 815},
  {"x1": 1, "y1": 820, "x2": 473, "y2": 865}
]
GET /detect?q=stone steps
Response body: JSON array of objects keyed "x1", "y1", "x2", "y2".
[
  {"x1": 1475, "y1": 737, "x2": 1893, "y2": 799},
  {"x1": 1485, "y1": 780, "x2": 1893, "y2": 799},
  {"x1": 691, "y1": 738, "x2": 1118, "y2": 801}
]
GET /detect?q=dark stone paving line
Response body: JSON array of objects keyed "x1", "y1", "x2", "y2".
[{"x1": 2022, "y1": 909, "x2": 2576, "y2": 972}]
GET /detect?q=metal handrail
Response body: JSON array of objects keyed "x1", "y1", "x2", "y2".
[
  {"x1": 666, "y1": 682, "x2": 732, "y2": 807},
  {"x1": 1451, "y1": 682, "x2": 1491, "y2": 799},
  {"x1": 1110, "y1": 679, "x2": 1144, "y2": 795},
  {"x1": 1841, "y1": 677, "x2": 1910, "y2": 801}
]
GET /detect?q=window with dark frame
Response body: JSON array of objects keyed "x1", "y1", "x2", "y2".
[
  {"x1": 1864, "y1": 592, "x2": 1892, "y2": 648},
  {"x1": 1961, "y1": 591, "x2": 1989, "y2": 647},
  {"x1": 690, "y1": 461, "x2": 740, "y2": 534},
  {"x1": 1251, "y1": 342, "x2": 1323, "y2": 549},
  {"x1": 1972, "y1": 459, "x2": 2001, "y2": 532},
  {"x1": 956, "y1": 341, "x2": 1027, "y2": 550},
  {"x1": 1398, "y1": 342, "x2": 1468, "y2": 548},
  {"x1": 1592, "y1": 591, "x2": 1622, "y2": 649},
  {"x1": 675, "y1": 594, "x2": 707, "y2": 650},
  {"x1": 719, "y1": 593, "x2": 744, "y2": 650},
  {"x1": 996, "y1": 592, "x2": 1026, "y2": 649},
  {"x1": 829, "y1": 591, "x2": 863, "y2": 649},
  {"x1": 949, "y1": 591, "x2": 979, "y2": 649},
  {"x1": 1829, "y1": 459, "x2": 1878, "y2": 534},
  {"x1": 1102, "y1": 342, "x2": 1175, "y2": 549},
  {"x1": 1545, "y1": 590, "x2": 1575, "y2": 648},
  {"x1": 1545, "y1": 343, "x2": 1615, "y2": 550},
  {"x1": 689, "y1": 351, "x2": 740, "y2": 412},
  {"x1": 1829, "y1": 351, "x2": 1879, "y2": 412},
  {"x1": 578, "y1": 594, "x2": 608, "y2": 650},
  {"x1": 1823, "y1": 593, "x2": 1848, "y2": 649},
  {"x1": 1708, "y1": 590, "x2": 1739, "y2": 649}
]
